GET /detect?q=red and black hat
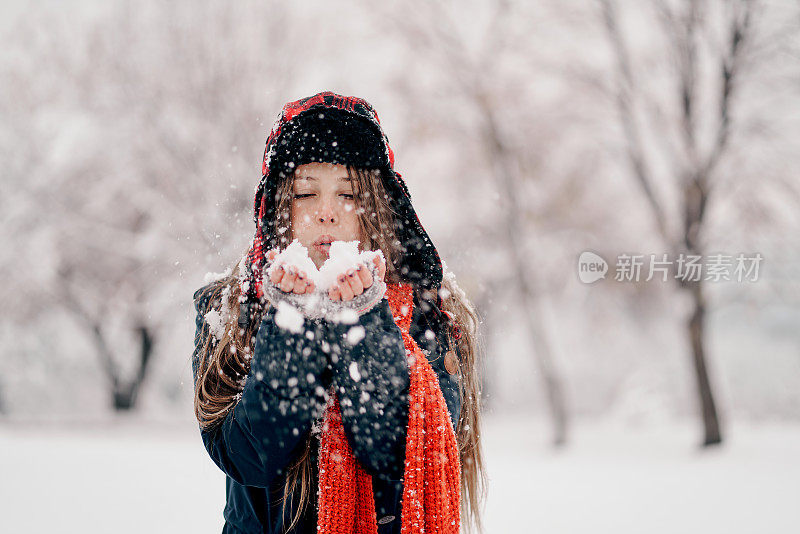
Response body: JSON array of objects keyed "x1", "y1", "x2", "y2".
[{"x1": 245, "y1": 91, "x2": 443, "y2": 302}]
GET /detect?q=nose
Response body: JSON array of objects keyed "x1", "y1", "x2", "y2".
[{"x1": 317, "y1": 199, "x2": 337, "y2": 224}]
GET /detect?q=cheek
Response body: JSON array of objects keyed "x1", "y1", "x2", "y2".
[
  {"x1": 290, "y1": 206, "x2": 313, "y2": 241},
  {"x1": 291, "y1": 203, "x2": 311, "y2": 225},
  {"x1": 342, "y1": 206, "x2": 361, "y2": 239},
  {"x1": 293, "y1": 212, "x2": 312, "y2": 227}
]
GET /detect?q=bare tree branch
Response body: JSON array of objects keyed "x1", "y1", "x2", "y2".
[{"x1": 600, "y1": 0, "x2": 673, "y2": 247}]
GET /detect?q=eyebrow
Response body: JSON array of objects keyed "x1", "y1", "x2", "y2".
[{"x1": 296, "y1": 176, "x2": 352, "y2": 182}]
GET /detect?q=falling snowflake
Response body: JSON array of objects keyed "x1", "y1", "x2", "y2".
[
  {"x1": 348, "y1": 361, "x2": 362, "y2": 382},
  {"x1": 346, "y1": 325, "x2": 366, "y2": 345},
  {"x1": 274, "y1": 301, "x2": 304, "y2": 333}
]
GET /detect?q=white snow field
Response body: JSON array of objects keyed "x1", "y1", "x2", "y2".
[{"x1": 1, "y1": 414, "x2": 798, "y2": 533}]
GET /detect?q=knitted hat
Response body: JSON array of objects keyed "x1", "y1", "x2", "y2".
[{"x1": 268, "y1": 106, "x2": 387, "y2": 180}]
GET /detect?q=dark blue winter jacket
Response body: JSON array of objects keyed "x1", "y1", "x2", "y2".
[{"x1": 191, "y1": 285, "x2": 461, "y2": 534}]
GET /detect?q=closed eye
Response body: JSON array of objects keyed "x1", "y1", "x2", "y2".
[{"x1": 293, "y1": 193, "x2": 354, "y2": 200}]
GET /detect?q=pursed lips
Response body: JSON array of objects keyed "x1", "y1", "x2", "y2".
[
  {"x1": 314, "y1": 235, "x2": 335, "y2": 254},
  {"x1": 314, "y1": 234, "x2": 335, "y2": 246}
]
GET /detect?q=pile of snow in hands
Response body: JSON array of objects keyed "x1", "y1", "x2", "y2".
[
  {"x1": 203, "y1": 239, "x2": 384, "y2": 341},
  {"x1": 265, "y1": 239, "x2": 383, "y2": 291},
  {"x1": 268, "y1": 240, "x2": 383, "y2": 335}
]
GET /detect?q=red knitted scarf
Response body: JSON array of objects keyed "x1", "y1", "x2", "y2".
[{"x1": 316, "y1": 282, "x2": 461, "y2": 534}]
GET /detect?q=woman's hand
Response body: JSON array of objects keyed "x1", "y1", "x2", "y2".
[
  {"x1": 266, "y1": 249, "x2": 316, "y2": 295},
  {"x1": 328, "y1": 255, "x2": 386, "y2": 302}
]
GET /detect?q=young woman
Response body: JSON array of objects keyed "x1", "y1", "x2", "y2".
[{"x1": 192, "y1": 92, "x2": 484, "y2": 534}]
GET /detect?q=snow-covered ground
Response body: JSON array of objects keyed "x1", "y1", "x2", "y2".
[{"x1": 1, "y1": 414, "x2": 798, "y2": 533}]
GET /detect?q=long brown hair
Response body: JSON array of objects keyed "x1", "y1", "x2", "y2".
[{"x1": 193, "y1": 167, "x2": 486, "y2": 532}]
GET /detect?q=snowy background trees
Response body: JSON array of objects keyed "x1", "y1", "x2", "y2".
[{"x1": 1, "y1": 0, "x2": 799, "y2": 531}]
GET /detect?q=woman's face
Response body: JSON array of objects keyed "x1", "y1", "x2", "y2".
[{"x1": 290, "y1": 162, "x2": 362, "y2": 269}]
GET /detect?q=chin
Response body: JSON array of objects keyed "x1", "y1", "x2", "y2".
[{"x1": 310, "y1": 253, "x2": 325, "y2": 269}]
